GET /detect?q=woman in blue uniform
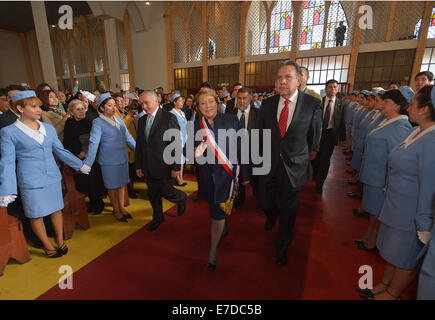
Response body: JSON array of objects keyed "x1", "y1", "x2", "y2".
[
  {"x1": 0, "y1": 91, "x2": 87, "y2": 258},
  {"x1": 360, "y1": 85, "x2": 435, "y2": 300},
  {"x1": 83, "y1": 93, "x2": 136, "y2": 222},
  {"x1": 169, "y1": 94, "x2": 188, "y2": 186},
  {"x1": 192, "y1": 88, "x2": 250, "y2": 270},
  {"x1": 413, "y1": 86, "x2": 435, "y2": 300},
  {"x1": 356, "y1": 88, "x2": 413, "y2": 252}
]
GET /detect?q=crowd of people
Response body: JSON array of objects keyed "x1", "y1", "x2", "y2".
[{"x1": 0, "y1": 63, "x2": 434, "y2": 300}]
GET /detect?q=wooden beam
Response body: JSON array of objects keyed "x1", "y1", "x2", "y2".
[
  {"x1": 385, "y1": 1, "x2": 397, "y2": 42},
  {"x1": 239, "y1": 1, "x2": 251, "y2": 83},
  {"x1": 347, "y1": 1, "x2": 365, "y2": 91},
  {"x1": 82, "y1": 15, "x2": 96, "y2": 90},
  {"x1": 97, "y1": 31, "x2": 110, "y2": 89},
  {"x1": 164, "y1": 2, "x2": 174, "y2": 90},
  {"x1": 123, "y1": 12, "x2": 135, "y2": 90},
  {"x1": 410, "y1": 1, "x2": 435, "y2": 89},
  {"x1": 30, "y1": 30, "x2": 45, "y2": 83},
  {"x1": 20, "y1": 33, "x2": 35, "y2": 89},
  {"x1": 63, "y1": 31, "x2": 75, "y2": 89},
  {"x1": 290, "y1": 1, "x2": 302, "y2": 61},
  {"x1": 321, "y1": 1, "x2": 331, "y2": 48},
  {"x1": 201, "y1": 1, "x2": 208, "y2": 82}
]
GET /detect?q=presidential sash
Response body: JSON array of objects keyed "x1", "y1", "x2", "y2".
[{"x1": 199, "y1": 117, "x2": 239, "y2": 215}]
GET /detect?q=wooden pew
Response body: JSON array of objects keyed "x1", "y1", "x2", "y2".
[
  {"x1": 0, "y1": 207, "x2": 31, "y2": 276},
  {"x1": 62, "y1": 166, "x2": 90, "y2": 240}
]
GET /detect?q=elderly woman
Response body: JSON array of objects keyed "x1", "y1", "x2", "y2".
[
  {"x1": 360, "y1": 85, "x2": 435, "y2": 300},
  {"x1": 82, "y1": 93, "x2": 136, "y2": 222},
  {"x1": 170, "y1": 94, "x2": 187, "y2": 186},
  {"x1": 356, "y1": 88, "x2": 413, "y2": 251},
  {"x1": 192, "y1": 88, "x2": 250, "y2": 270},
  {"x1": 63, "y1": 99, "x2": 106, "y2": 214},
  {"x1": 39, "y1": 89, "x2": 69, "y2": 141}
]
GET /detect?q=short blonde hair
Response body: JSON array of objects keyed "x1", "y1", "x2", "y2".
[
  {"x1": 195, "y1": 87, "x2": 219, "y2": 105},
  {"x1": 68, "y1": 99, "x2": 85, "y2": 113}
]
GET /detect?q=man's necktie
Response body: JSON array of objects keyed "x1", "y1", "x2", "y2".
[
  {"x1": 145, "y1": 115, "x2": 154, "y2": 141},
  {"x1": 240, "y1": 110, "x2": 246, "y2": 129},
  {"x1": 278, "y1": 99, "x2": 290, "y2": 138},
  {"x1": 323, "y1": 99, "x2": 332, "y2": 130}
]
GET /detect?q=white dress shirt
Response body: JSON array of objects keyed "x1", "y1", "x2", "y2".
[
  {"x1": 277, "y1": 90, "x2": 298, "y2": 131},
  {"x1": 237, "y1": 104, "x2": 250, "y2": 129},
  {"x1": 323, "y1": 96, "x2": 336, "y2": 129},
  {"x1": 147, "y1": 105, "x2": 159, "y2": 126}
]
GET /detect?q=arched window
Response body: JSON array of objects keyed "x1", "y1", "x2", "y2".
[
  {"x1": 325, "y1": 0, "x2": 348, "y2": 47},
  {"x1": 300, "y1": 0, "x2": 325, "y2": 50},
  {"x1": 263, "y1": 0, "x2": 294, "y2": 54},
  {"x1": 195, "y1": 38, "x2": 217, "y2": 61},
  {"x1": 415, "y1": 7, "x2": 435, "y2": 39}
]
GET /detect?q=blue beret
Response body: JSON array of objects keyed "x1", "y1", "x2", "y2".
[
  {"x1": 253, "y1": 93, "x2": 258, "y2": 97},
  {"x1": 171, "y1": 93, "x2": 181, "y2": 102},
  {"x1": 221, "y1": 92, "x2": 230, "y2": 99},
  {"x1": 11, "y1": 90, "x2": 36, "y2": 103},
  {"x1": 398, "y1": 86, "x2": 414, "y2": 104},
  {"x1": 96, "y1": 93, "x2": 112, "y2": 107}
]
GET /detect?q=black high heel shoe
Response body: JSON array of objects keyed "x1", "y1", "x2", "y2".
[
  {"x1": 57, "y1": 243, "x2": 69, "y2": 255},
  {"x1": 206, "y1": 262, "x2": 217, "y2": 271},
  {"x1": 44, "y1": 247, "x2": 62, "y2": 258}
]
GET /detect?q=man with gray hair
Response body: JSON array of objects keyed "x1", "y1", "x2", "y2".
[{"x1": 135, "y1": 90, "x2": 187, "y2": 231}]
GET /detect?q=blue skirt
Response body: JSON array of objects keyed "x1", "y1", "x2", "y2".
[
  {"x1": 101, "y1": 163, "x2": 129, "y2": 189},
  {"x1": 362, "y1": 184, "x2": 385, "y2": 216},
  {"x1": 377, "y1": 223, "x2": 424, "y2": 270},
  {"x1": 21, "y1": 182, "x2": 64, "y2": 218},
  {"x1": 418, "y1": 269, "x2": 435, "y2": 299}
]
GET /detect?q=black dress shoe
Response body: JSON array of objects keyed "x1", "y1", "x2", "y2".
[
  {"x1": 177, "y1": 201, "x2": 187, "y2": 216},
  {"x1": 57, "y1": 243, "x2": 69, "y2": 255},
  {"x1": 124, "y1": 213, "x2": 133, "y2": 219},
  {"x1": 316, "y1": 185, "x2": 323, "y2": 194},
  {"x1": 357, "y1": 242, "x2": 377, "y2": 252},
  {"x1": 353, "y1": 210, "x2": 369, "y2": 218},
  {"x1": 147, "y1": 220, "x2": 160, "y2": 231},
  {"x1": 115, "y1": 216, "x2": 128, "y2": 222},
  {"x1": 356, "y1": 287, "x2": 375, "y2": 296},
  {"x1": 347, "y1": 179, "x2": 358, "y2": 185},
  {"x1": 346, "y1": 162, "x2": 351, "y2": 166},
  {"x1": 275, "y1": 249, "x2": 287, "y2": 267},
  {"x1": 192, "y1": 193, "x2": 201, "y2": 201},
  {"x1": 345, "y1": 157, "x2": 352, "y2": 160},
  {"x1": 264, "y1": 215, "x2": 277, "y2": 230},
  {"x1": 354, "y1": 239, "x2": 364, "y2": 245}
]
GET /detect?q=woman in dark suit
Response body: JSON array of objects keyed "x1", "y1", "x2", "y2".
[{"x1": 192, "y1": 88, "x2": 251, "y2": 270}]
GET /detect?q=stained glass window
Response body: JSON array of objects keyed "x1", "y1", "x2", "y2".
[
  {"x1": 195, "y1": 38, "x2": 217, "y2": 61},
  {"x1": 325, "y1": 0, "x2": 348, "y2": 47},
  {"x1": 261, "y1": 0, "x2": 294, "y2": 54},
  {"x1": 300, "y1": 0, "x2": 325, "y2": 50},
  {"x1": 415, "y1": 7, "x2": 435, "y2": 39}
]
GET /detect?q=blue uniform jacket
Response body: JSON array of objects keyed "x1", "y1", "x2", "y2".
[
  {"x1": 379, "y1": 128, "x2": 435, "y2": 233},
  {"x1": 193, "y1": 113, "x2": 251, "y2": 204},
  {"x1": 359, "y1": 118, "x2": 411, "y2": 187},
  {"x1": 0, "y1": 122, "x2": 83, "y2": 195},
  {"x1": 84, "y1": 116, "x2": 136, "y2": 167},
  {"x1": 351, "y1": 109, "x2": 376, "y2": 170}
]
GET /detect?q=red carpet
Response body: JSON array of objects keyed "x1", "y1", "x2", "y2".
[{"x1": 38, "y1": 148, "x2": 417, "y2": 300}]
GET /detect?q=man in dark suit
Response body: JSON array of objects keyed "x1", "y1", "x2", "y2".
[
  {"x1": 258, "y1": 61, "x2": 322, "y2": 267},
  {"x1": 311, "y1": 79, "x2": 346, "y2": 194},
  {"x1": 227, "y1": 86, "x2": 260, "y2": 206},
  {"x1": 135, "y1": 90, "x2": 187, "y2": 231},
  {"x1": 224, "y1": 83, "x2": 256, "y2": 114},
  {"x1": 0, "y1": 84, "x2": 25, "y2": 128}
]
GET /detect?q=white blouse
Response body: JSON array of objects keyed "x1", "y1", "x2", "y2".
[
  {"x1": 14, "y1": 120, "x2": 46, "y2": 144},
  {"x1": 100, "y1": 114, "x2": 121, "y2": 130}
]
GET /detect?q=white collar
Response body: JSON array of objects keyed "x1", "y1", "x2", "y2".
[
  {"x1": 325, "y1": 96, "x2": 336, "y2": 103},
  {"x1": 100, "y1": 114, "x2": 121, "y2": 130},
  {"x1": 148, "y1": 106, "x2": 159, "y2": 118},
  {"x1": 171, "y1": 108, "x2": 185, "y2": 120},
  {"x1": 280, "y1": 90, "x2": 298, "y2": 105},
  {"x1": 369, "y1": 115, "x2": 408, "y2": 135},
  {"x1": 369, "y1": 110, "x2": 381, "y2": 122},
  {"x1": 14, "y1": 119, "x2": 46, "y2": 144},
  {"x1": 401, "y1": 124, "x2": 435, "y2": 148}
]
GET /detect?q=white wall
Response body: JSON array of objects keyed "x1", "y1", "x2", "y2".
[
  {"x1": 0, "y1": 31, "x2": 29, "y2": 88},
  {"x1": 129, "y1": 2, "x2": 169, "y2": 91}
]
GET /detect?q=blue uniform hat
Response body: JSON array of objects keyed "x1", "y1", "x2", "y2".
[
  {"x1": 253, "y1": 93, "x2": 258, "y2": 97},
  {"x1": 96, "y1": 93, "x2": 112, "y2": 106},
  {"x1": 171, "y1": 93, "x2": 181, "y2": 102},
  {"x1": 398, "y1": 86, "x2": 414, "y2": 104},
  {"x1": 11, "y1": 90, "x2": 36, "y2": 103},
  {"x1": 221, "y1": 92, "x2": 230, "y2": 99}
]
